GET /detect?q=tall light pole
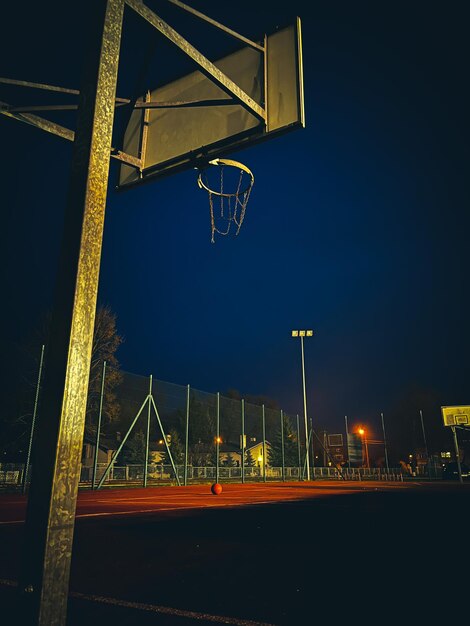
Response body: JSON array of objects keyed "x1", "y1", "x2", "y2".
[{"x1": 292, "y1": 330, "x2": 314, "y2": 481}]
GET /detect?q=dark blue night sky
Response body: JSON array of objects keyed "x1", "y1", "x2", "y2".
[{"x1": 1, "y1": 1, "x2": 468, "y2": 436}]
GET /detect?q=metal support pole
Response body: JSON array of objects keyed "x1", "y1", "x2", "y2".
[
  {"x1": 184, "y1": 385, "x2": 190, "y2": 486},
  {"x1": 150, "y1": 397, "x2": 181, "y2": 486},
  {"x1": 92, "y1": 360, "x2": 106, "y2": 490},
  {"x1": 302, "y1": 427, "x2": 313, "y2": 479},
  {"x1": 22, "y1": 344, "x2": 45, "y2": 494},
  {"x1": 300, "y1": 335, "x2": 310, "y2": 480},
  {"x1": 381, "y1": 412, "x2": 390, "y2": 474},
  {"x1": 323, "y1": 430, "x2": 327, "y2": 467},
  {"x1": 451, "y1": 426, "x2": 463, "y2": 484},
  {"x1": 262, "y1": 405, "x2": 267, "y2": 482},
  {"x1": 311, "y1": 418, "x2": 315, "y2": 474},
  {"x1": 216, "y1": 392, "x2": 220, "y2": 484},
  {"x1": 280, "y1": 410, "x2": 285, "y2": 482},
  {"x1": 241, "y1": 399, "x2": 245, "y2": 484},
  {"x1": 18, "y1": 3, "x2": 125, "y2": 624},
  {"x1": 143, "y1": 375, "x2": 152, "y2": 487},
  {"x1": 296, "y1": 414, "x2": 302, "y2": 481},
  {"x1": 344, "y1": 415, "x2": 349, "y2": 473},
  {"x1": 97, "y1": 393, "x2": 150, "y2": 489},
  {"x1": 419, "y1": 409, "x2": 430, "y2": 476}
]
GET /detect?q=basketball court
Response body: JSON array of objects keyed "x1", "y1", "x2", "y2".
[
  {"x1": 0, "y1": 481, "x2": 412, "y2": 525},
  {"x1": 1, "y1": 481, "x2": 469, "y2": 625}
]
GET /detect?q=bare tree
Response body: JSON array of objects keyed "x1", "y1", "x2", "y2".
[
  {"x1": 2, "y1": 305, "x2": 123, "y2": 459},
  {"x1": 86, "y1": 305, "x2": 123, "y2": 432}
]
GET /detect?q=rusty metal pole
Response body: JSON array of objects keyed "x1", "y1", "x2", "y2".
[{"x1": 18, "y1": 2, "x2": 125, "y2": 624}]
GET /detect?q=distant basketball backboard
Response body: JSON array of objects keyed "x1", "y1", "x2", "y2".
[
  {"x1": 328, "y1": 434, "x2": 344, "y2": 447},
  {"x1": 441, "y1": 406, "x2": 470, "y2": 427},
  {"x1": 118, "y1": 18, "x2": 304, "y2": 189}
]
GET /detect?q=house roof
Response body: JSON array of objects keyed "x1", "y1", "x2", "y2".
[{"x1": 246, "y1": 441, "x2": 271, "y2": 453}]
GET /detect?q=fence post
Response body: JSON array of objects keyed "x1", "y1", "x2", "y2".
[
  {"x1": 262, "y1": 405, "x2": 267, "y2": 482},
  {"x1": 184, "y1": 385, "x2": 190, "y2": 486},
  {"x1": 241, "y1": 399, "x2": 245, "y2": 484},
  {"x1": 296, "y1": 414, "x2": 302, "y2": 481},
  {"x1": 381, "y1": 412, "x2": 390, "y2": 475},
  {"x1": 143, "y1": 375, "x2": 152, "y2": 487},
  {"x1": 92, "y1": 360, "x2": 106, "y2": 490},
  {"x1": 22, "y1": 344, "x2": 45, "y2": 494},
  {"x1": 311, "y1": 418, "x2": 315, "y2": 477},
  {"x1": 216, "y1": 392, "x2": 220, "y2": 484},
  {"x1": 280, "y1": 410, "x2": 285, "y2": 482}
]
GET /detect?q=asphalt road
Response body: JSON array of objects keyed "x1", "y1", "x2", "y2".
[{"x1": 1, "y1": 481, "x2": 468, "y2": 624}]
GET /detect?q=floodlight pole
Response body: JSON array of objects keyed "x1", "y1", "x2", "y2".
[
  {"x1": 17, "y1": 2, "x2": 125, "y2": 624},
  {"x1": 292, "y1": 331, "x2": 313, "y2": 481}
]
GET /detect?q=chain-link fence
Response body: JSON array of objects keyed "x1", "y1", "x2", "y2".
[
  {"x1": 71, "y1": 367, "x2": 414, "y2": 488},
  {"x1": 78, "y1": 368, "x2": 316, "y2": 488},
  {"x1": 8, "y1": 359, "x2": 456, "y2": 492}
]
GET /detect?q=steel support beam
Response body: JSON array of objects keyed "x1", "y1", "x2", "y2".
[
  {"x1": 126, "y1": 0, "x2": 266, "y2": 121},
  {"x1": 166, "y1": 0, "x2": 264, "y2": 52},
  {"x1": 17, "y1": 2, "x2": 125, "y2": 624},
  {"x1": 0, "y1": 102, "x2": 142, "y2": 169}
]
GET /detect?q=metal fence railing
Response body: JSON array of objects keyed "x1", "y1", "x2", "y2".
[{"x1": 2, "y1": 462, "x2": 446, "y2": 491}]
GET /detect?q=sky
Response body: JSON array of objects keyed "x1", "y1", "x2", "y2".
[{"x1": 0, "y1": 0, "x2": 469, "y2": 438}]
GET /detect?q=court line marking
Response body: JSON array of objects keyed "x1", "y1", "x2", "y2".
[
  {"x1": 76, "y1": 500, "x2": 280, "y2": 519},
  {"x1": 70, "y1": 591, "x2": 276, "y2": 625},
  {"x1": 94, "y1": 494, "x2": 268, "y2": 502},
  {"x1": 0, "y1": 579, "x2": 275, "y2": 625},
  {"x1": 0, "y1": 500, "x2": 282, "y2": 524}
]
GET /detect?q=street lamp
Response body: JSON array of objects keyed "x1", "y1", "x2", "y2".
[
  {"x1": 358, "y1": 427, "x2": 370, "y2": 469},
  {"x1": 292, "y1": 329, "x2": 314, "y2": 481}
]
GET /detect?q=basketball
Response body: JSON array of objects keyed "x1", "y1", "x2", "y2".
[{"x1": 211, "y1": 483, "x2": 222, "y2": 495}]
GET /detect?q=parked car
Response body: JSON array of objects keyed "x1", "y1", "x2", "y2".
[{"x1": 442, "y1": 462, "x2": 469, "y2": 480}]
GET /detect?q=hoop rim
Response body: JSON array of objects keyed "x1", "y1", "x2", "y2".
[{"x1": 197, "y1": 158, "x2": 254, "y2": 197}]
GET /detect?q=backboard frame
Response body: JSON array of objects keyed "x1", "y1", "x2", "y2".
[
  {"x1": 117, "y1": 7, "x2": 304, "y2": 190},
  {"x1": 441, "y1": 406, "x2": 470, "y2": 428}
]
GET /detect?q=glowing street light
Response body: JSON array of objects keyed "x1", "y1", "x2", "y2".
[{"x1": 292, "y1": 329, "x2": 314, "y2": 480}]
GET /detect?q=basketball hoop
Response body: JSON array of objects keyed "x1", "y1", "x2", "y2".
[{"x1": 197, "y1": 158, "x2": 254, "y2": 243}]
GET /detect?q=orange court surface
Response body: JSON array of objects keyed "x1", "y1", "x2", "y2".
[
  {"x1": 0, "y1": 480, "x2": 422, "y2": 525},
  {"x1": 1, "y1": 481, "x2": 469, "y2": 625}
]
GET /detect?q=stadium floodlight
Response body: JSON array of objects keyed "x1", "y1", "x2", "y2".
[{"x1": 291, "y1": 329, "x2": 314, "y2": 480}]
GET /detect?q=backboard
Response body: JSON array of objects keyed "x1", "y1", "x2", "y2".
[
  {"x1": 441, "y1": 406, "x2": 470, "y2": 427},
  {"x1": 328, "y1": 434, "x2": 344, "y2": 447},
  {"x1": 118, "y1": 18, "x2": 304, "y2": 189}
]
